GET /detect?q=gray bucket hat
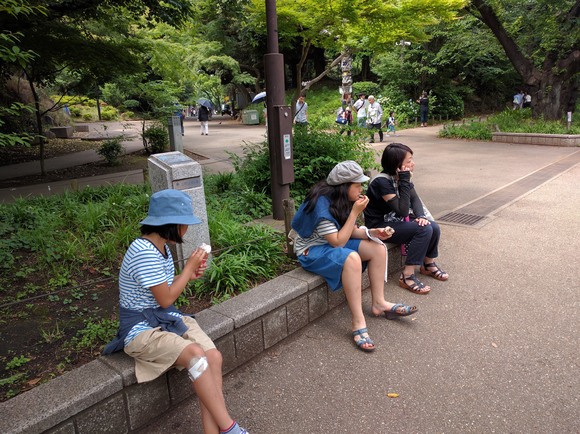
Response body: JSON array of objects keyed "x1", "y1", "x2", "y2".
[
  {"x1": 327, "y1": 161, "x2": 370, "y2": 186},
  {"x1": 140, "y1": 189, "x2": 201, "y2": 226}
]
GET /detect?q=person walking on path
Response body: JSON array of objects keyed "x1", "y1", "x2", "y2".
[
  {"x1": 291, "y1": 161, "x2": 418, "y2": 353},
  {"x1": 386, "y1": 111, "x2": 398, "y2": 136},
  {"x1": 198, "y1": 105, "x2": 210, "y2": 135},
  {"x1": 103, "y1": 189, "x2": 249, "y2": 434},
  {"x1": 294, "y1": 94, "x2": 308, "y2": 126},
  {"x1": 366, "y1": 95, "x2": 383, "y2": 143},
  {"x1": 416, "y1": 91, "x2": 429, "y2": 127},
  {"x1": 364, "y1": 143, "x2": 449, "y2": 295},
  {"x1": 353, "y1": 92, "x2": 367, "y2": 128}
]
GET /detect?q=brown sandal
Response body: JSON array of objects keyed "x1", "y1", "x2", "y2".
[
  {"x1": 420, "y1": 262, "x2": 449, "y2": 281},
  {"x1": 399, "y1": 274, "x2": 431, "y2": 294}
]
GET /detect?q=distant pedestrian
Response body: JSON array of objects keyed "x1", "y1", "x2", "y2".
[
  {"x1": 386, "y1": 111, "x2": 398, "y2": 136},
  {"x1": 512, "y1": 90, "x2": 524, "y2": 110},
  {"x1": 353, "y1": 92, "x2": 367, "y2": 128},
  {"x1": 523, "y1": 92, "x2": 532, "y2": 109},
  {"x1": 294, "y1": 94, "x2": 308, "y2": 126},
  {"x1": 416, "y1": 91, "x2": 429, "y2": 127},
  {"x1": 338, "y1": 93, "x2": 354, "y2": 136},
  {"x1": 198, "y1": 105, "x2": 210, "y2": 135},
  {"x1": 366, "y1": 95, "x2": 383, "y2": 143}
]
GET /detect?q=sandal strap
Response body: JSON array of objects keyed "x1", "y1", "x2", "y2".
[
  {"x1": 401, "y1": 273, "x2": 425, "y2": 289},
  {"x1": 352, "y1": 327, "x2": 369, "y2": 337},
  {"x1": 390, "y1": 303, "x2": 415, "y2": 314},
  {"x1": 423, "y1": 262, "x2": 446, "y2": 276}
]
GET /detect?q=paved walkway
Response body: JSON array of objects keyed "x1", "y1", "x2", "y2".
[{"x1": 1, "y1": 118, "x2": 579, "y2": 433}]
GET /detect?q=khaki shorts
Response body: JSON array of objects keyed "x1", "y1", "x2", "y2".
[{"x1": 124, "y1": 316, "x2": 216, "y2": 383}]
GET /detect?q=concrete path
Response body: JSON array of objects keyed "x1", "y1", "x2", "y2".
[
  {"x1": 139, "y1": 124, "x2": 578, "y2": 433},
  {"x1": 1, "y1": 118, "x2": 579, "y2": 433}
]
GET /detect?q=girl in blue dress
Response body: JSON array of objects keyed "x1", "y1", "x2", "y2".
[{"x1": 291, "y1": 161, "x2": 417, "y2": 353}]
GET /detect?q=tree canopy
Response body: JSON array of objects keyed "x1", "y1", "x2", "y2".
[{"x1": 469, "y1": 0, "x2": 580, "y2": 119}]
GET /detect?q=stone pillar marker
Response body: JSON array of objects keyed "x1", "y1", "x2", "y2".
[
  {"x1": 148, "y1": 152, "x2": 210, "y2": 269},
  {"x1": 167, "y1": 116, "x2": 183, "y2": 152}
]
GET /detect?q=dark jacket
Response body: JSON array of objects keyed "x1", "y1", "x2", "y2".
[{"x1": 198, "y1": 106, "x2": 210, "y2": 122}]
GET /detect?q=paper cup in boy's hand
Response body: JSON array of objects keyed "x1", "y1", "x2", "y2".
[{"x1": 194, "y1": 243, "x2": 212, "y2": 278}]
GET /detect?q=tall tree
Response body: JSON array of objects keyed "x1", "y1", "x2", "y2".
[
  {"x1": 246, "y1": 0, "x2": 466, "y2": 111},
  {"x1": 0, "y1": 0, "x2": 194, "y2": 174},
  {"x1": 469, "y1": 0, "x2": 580, "y2": 119}
]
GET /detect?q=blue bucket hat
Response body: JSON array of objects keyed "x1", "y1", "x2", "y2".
[{"x1": 140, "y1": 189, "x2": 201, "y2": 226}]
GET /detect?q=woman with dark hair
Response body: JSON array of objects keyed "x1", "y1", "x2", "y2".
[
  {"x1": 364, "y1": 143, "x2": 449, "y2": 295},
  {"x1": 291, "y1": 161, "x2": 418, "y2": 353},
  {"x1": 103, "y1": 189, "x2": 248, "y2": 434}
]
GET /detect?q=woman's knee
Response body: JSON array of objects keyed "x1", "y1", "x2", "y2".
[
  {"x1": 430, "y1": 222, "x2": 441, "y2": 237},
  {"x1": 418, "y1": 223, "x2": 433, "y2": 238},
  {"x1": 343, "y1": 252, "x2": 362, "y2": 274}
]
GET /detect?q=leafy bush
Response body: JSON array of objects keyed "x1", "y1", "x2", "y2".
[
  {"x1": 439, "y1": 121, "x2": 492, "y2": 140},
  {"x1": 142, "y1": 123, "x2": 169, "y2": 154},
  {"x1": 96, "y1": 137, "x2": 124, "y2": 166},
  {"x1": 101, "y1": 83, "x2": 127, "y2": 107},
  {"x1": 100, "y1": 106, "x2": 118, "y2": 121},
  {"x1": 431, "y1": 86, "x2": 464, "y2": 119},
  {"x1": 230, "y1": 125, "x2": 378, "y2": 201},
  {"x1": 352, "y1": 81, "x2": 381, "y2": 97},
  {"x1": 69, "y1": 106, "x2": 82, "y2": 117},
  {"x1": 120, "y1": 111, "x2": 134, "y2": 120}
]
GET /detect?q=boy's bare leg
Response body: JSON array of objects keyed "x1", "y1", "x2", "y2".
[
  {"x1": 175, "y1": 345, "x2": 233, "y2": 432},
  {"x1": 199, "y1": 349, "x2": 226, "y2": 433}
]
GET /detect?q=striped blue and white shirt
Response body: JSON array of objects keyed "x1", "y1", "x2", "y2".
[
  {"x1": 119, "y1": 238, "x2": 182, "y2": 345},
  {"x1": 294, "y1": 219, "x2": 338, "y2": 256}
]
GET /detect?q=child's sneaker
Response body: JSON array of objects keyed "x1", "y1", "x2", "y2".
[{"x1": 221, "y1": 421, "x2": 249, "y2": 434}]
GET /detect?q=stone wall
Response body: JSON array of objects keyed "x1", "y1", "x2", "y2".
[{"x1": 492, "y1": 132, "x2": 580, "y2": 147}]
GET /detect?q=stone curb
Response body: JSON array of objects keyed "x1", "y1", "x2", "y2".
[
  {"x1": 1, "y1": 244, "x2": 401, "y2": 434},
  {"x1": 492, "y1": 132, "x2": 580, "y2": 146}
]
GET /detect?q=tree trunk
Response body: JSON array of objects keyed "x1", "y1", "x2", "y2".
[
  {"x1": 96, "y1": 97, "x2": 102, "y2": 121},
  {"x1": 533, "y1": 76, "x2": 578, "y2": 120},
  {"x1": 361, "y1": 55, "x2": 370, "y2": 81},
  {"x1": 292, "y1": 41, "x2": 311, "y2": 116},
  {"x1": 470, "y1": 0, "x2": 580, "y2": 120},
  {"x1": 26, "y1": 73, "x2": 46, "y2": 176}
]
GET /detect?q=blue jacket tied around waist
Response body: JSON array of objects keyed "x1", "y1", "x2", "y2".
[{"x1": 102, "y1": 305, "x2": 193, "y2": 355}]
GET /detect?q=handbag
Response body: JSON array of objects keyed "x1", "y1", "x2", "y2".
[{"x1": 336, "y1": 116, "x2": 348, "y2": 125}]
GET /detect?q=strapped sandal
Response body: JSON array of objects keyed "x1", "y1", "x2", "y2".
[
  {"x1": 352, "y1": 327, "x2": 375, "y2": 353},
  {"x1": 399, "y1": 273, "x2": 431, "y2": 295},
  {"x1": 383, "y1": 303, "x2": 418, "y2": 320},
  {"x1": 420, "y1": 262, "x2": 449, "y2": 281}
]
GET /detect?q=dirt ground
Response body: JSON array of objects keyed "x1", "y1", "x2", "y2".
[{"x1": 0, "y1": 138, "x2": 150, "y2": 189}]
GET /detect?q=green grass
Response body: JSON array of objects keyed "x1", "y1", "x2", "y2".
[{"x1": 439, "y1": 108, "x2": 580, "y2": 140}]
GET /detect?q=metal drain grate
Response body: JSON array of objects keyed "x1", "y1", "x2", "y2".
[{"x1": 438, "y1": 212, "x2": 486, "y2": 226}]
